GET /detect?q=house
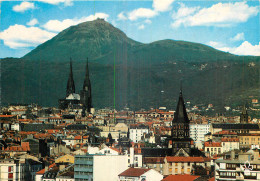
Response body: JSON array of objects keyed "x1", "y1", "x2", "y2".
[
  {"x1": 163, "y1": 156, "x2": 211, "y2": 176},
  {"x1": 143, "y1": 157, "x2": 164, "y2": 174},
  {"x1": 55, "y1": 154, "x2": 74, "y2": 164},
  {"x1": 204, "y1": 142, "x2": 222, "y2": 156},
  {"x1": 118, "y1": 167, "x2": 163, "y2": 181}
]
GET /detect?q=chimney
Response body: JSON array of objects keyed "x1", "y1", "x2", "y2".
[
  {"x1": 231, "y1": 150, "x2": 235, "y2": 159},
  {"x1": 138, "y1": 147, "x2": 141, "y2": 154},
  {"x1": 45, "y1": 164, "x2": 49, "y2": 172}
]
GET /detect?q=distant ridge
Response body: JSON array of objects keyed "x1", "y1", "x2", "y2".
[{"x1": 1, "y1": 19, "x2": 259, "y2": 111}]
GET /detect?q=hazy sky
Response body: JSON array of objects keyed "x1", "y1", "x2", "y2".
[{"x1": 0, "y1": 0, "x2": 259, "y2": 58}]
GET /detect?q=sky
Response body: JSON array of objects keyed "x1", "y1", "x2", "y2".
[{"x1": 0, "y1": 0, "x2": 260, "y2": 58}]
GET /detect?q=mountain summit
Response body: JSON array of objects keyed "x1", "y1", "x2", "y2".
[{"x1": 23, "y1": 19, "x2": 141, "y2": 61}]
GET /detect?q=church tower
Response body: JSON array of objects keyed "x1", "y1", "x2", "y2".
[
  {"x1": 240, "y1": 105, "x2": 249, "y2": 124},
  {"x1": 171, "y1": 89, "x2": 191, "y2": 156},
  {"x1": 80, "y1": 59, "x2": 92, "y2": 115},
  {"x1": 66, "y1": 58, "x2": 75, "y2": 97}
]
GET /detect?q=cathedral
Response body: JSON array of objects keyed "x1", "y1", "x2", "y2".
[{"x1": 58, "y1": 58, "x2": 92, "y2": 116}]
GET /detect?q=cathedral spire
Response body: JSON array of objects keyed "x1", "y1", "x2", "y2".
[
  {"x1": 80, "y1": 58, "x2": 92, "y2": 114},
  {"x1": 173, "y1": 88, "x2": 189, "y2": 123},
  {"x1": 83, "y1": 58, "x2": 90, "y2": 90},
  {"x1": 66, "y1": 58, "x2": 75, "y2": 97}
]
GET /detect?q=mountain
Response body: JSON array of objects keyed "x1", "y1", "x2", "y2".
[
  {"x1": 23, "y1": 19, "x2": 141, "y2": 62},
  {"x1": 22, "y1": 19, "x2": 259, "y2": 64},
  {"x1": 1, "y1": 19, "x2": 260, "y2": 112}
]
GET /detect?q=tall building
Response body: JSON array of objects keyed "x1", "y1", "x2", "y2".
[
  {"x1": 171, "y1": 89, "x2": 192, "y2": 156},
  {"x1": 59, "y1": 59, "x2": 93, "y2": 115},
  {"x1": 240, "y1": 105, "x2": 249, "y2": 124},
  {"x1": 190, "y1": 123, "x2": 210, "y2": 149}
]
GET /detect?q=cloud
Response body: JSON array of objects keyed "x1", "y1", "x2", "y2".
[
  {"x1": 119, "y1": 0, "x2": 173, "y2": 21},
  {"x1": 230, "y1": 32, "x2": 245, "y2": 41},
  {"x1": 37, "y1": 0, "x2": 73, "y2": 6},
  {"x1": 172, "y1": 3, "x2": 200, "y2": 20},
  {"x1": 171, "y1": 2, "x2": 259, "y2": 28},
  {"x1": 232, "y1": 41, "x2": 260, "y2": 56},
  {"x1": 12, "y1": 2, "x2": 35, "y2": 12},
  {"x1": 117, "y1": 12, "x2": 127, "y2": 21},
  {"x1": 27, "y1": 18, "x2": 39, "y2": 26},
  {"x1": 138, "y1": 24, "x2": 145, "y2": 30},
  {"x1": 208, "y1": 41, "x2": 260, "y2": 56},
  {"x1": 144, "y1": 19, "x2": 152, "y2": 24},
  {"x1": 128, "y1": 8, "x2": 158, "y2": 21},
  {"x1": 0, "y1": 24, "x2": 56, "y2": 49},
  {"x1": 153, "y1": 0, "x2": 175, "y2": 12},
  {"x1": 43, "y1": 13, "x2": 109, "y2": 32},
  {"x1": 208, "y1": 41, "x2": 224, "y2": 47}
]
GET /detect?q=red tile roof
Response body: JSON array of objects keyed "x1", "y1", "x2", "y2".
[
  {"x1": 221, "y1": 138, "x2": 239, "y2": 142},
  {"x1": 166, "y1": 156, "x2": 210, "y2": 163},
  {"x1": 36, "y1": 163, "x2": 56, "y2": 175},
  {"x1": 118, "y1": 168, "x2": 150, "y2": 177},
  {"x1": 109, "y1": 147, "x2": 120, "y2": 153},
  {"x1": 74, "y1": 135, "x2": 82, "y2": 140},
  {"x1": 0, "y1": 115, "x2": 15, "y2": 118},
  {"x1": 205, "y1": 142, "x2": 221, "y2": 147},
  {"x1": 21, "y1": 142, "x2": 30, "y2": 151},
  {"x1": 144, "y1": 157, "x2": 164, "y2": 164},
  {"x1": 208, "y1": 177, "x2": 215, "y2": 181},
  {"x1": 214, "y1": 130, "x2": 237, "y2": 135},
  {"x1": 162, "y1": 174, "x2": 200, "y2": 181}
]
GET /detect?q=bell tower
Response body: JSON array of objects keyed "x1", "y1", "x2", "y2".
[{"x1": 171, "y1": 89, "x2": 191, "y2": 156}]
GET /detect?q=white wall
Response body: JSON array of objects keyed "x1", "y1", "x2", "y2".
[
  {"x1": 142, "y1": 169, "x2": 163, "y2": 181},
  {"x1": 93, "y1": 155, "x2": 128, "y2": 181},
  {"x1": 35, "y1": 174, "x2": 43, "y2": 181}
]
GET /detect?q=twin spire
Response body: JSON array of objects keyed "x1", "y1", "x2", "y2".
[{"x1": 66, "y1": 58, "x2": 90, "y2": 97}]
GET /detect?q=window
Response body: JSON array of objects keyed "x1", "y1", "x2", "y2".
[
  {"x1": 8, "y1": 173, "x2": 13, "y2": 179},
  {"x1": 8, "y1": 166, "x2": 13, "y2": 172}
]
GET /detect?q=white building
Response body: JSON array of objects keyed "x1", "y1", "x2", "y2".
[
  {"x1": 190, "y1": 123, "x2": 210, "y2": 148},
  {"x1": 75, "y1": 154, "x2": 129, "y2": 181},
  {"x1": 130, "y1": 125, "x2": 149, "y2": 143},
  {"x1": 129, "y1": 147, "x2": 142, "y2": 168},
  {"x1": 0, "y1": 159, "x2": 27, "y2": 181},
  {"x1": 221, "y1": 138, "x2": 240, "y2": 153}
]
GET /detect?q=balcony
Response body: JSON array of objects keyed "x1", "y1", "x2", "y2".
[
  {"x1": 244, "y1": 175, "x2": 257, "y2": 179},
  {"x1": 74, "y1": 167, "x2": 93, "y2": 172},
  {"x1": 75, "y1": 160, "x2": 93, "y2": 165}
]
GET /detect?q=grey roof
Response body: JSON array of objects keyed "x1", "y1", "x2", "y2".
[
  {"x1": 212, "y1": 123, "x2": 259, "y2": 130},
  {"x1": 21, "y1": 123, "x2": 54, "y2": 132},
  {"x1": 66, "y1": 124, "x2": 87, "y2": 130}
]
